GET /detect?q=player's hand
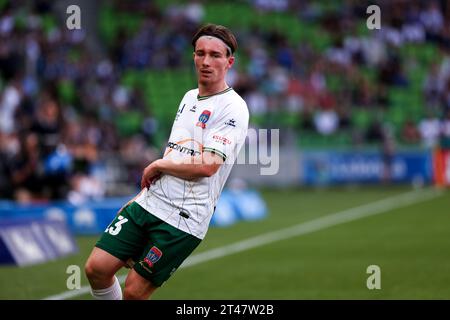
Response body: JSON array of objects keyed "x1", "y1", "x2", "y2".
[{"x1": 141, "y1": 161, "x2": 162, "y2": 189}]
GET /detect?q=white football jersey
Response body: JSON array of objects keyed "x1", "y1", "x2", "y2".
[{"x1": 135, "y1": 87, "x2": 249, "y2": 239}]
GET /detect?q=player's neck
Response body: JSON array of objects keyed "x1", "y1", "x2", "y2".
[{"x1": 198, "y1": 82, "x2": 229, "y2": 97}]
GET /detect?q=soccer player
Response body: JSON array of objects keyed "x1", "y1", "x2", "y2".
[{"x1": 84, "y1": 23, "x2": 249, "y2": 300}]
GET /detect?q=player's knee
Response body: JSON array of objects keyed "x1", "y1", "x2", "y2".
[
  {"x1": 123, "y1": 280, "x2": 156, "y2": 300},
  {"x1": 123, "y1": 286, "x2": 150, "y2": 300},
  {"x1": 84, "y1": 258, "x2": 105, "y2": 282},
  {"x1": 123, "y1": 288, "x2": 140, "y2": 300},
  {"x1": 84, "y1": 260, "x2": 96, "y2": 281}
]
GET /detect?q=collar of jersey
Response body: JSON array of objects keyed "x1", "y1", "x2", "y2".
[{"x1": 197, "y1": 87, "x2": 233, "y2": 101}]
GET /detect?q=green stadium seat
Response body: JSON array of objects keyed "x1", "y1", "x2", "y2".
[
  {"x1": 58, "y1": 79, "x2": 76, "y2": 105},
  {"x1": 400, "y1": 43, "x2": 440, "y2": 67},
  {"x1": 326, "y1": 74, "x2": 344, "y2": 93},
  {"x1": 360, "y1": 67, "x2": 377, "y2": 84},
  {"x1": 99, "y1": 5, "x2": 144, "y2": 46},
  {"x1": 99, "y1": 5, "x2": 116, "y2": 46},
  {"x1": 352, "y1": 109, "x2": 371, "y2": 131},
  {"x1": 121, "y1": 70, "x2": 142, "y2": 89},
  {"x1": 115, "y1": 111, "x2": 143, "y2": 137},
  {"x1": 387, "y1": 106, "x2": 406, "y2": 126},
  {"x1": 250, "y1": 114, "x2": 267, "y2": 127},
  {"x1": 41, "y1": 14, "x2": 57, "y2": 35},
  {"x1": 416, "y1": 44, "x2": 439, "y2": 65},
  {"x1": 202, "y1": 1, "x2": 331, "y2": 52},
  {"x1": 356, "y1": 21, "x2": 370, "y2": 37}
]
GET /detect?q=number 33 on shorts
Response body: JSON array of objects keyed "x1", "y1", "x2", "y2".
[{"x1": 105, "y1": 215, "x2": 129, "y2": 236}]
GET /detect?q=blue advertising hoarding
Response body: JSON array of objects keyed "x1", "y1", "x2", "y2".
[
  {"x1": 301, "y1": 149, "x2": 433, "y2": 185},
  {"x1": 0, "y1": 190, "x2": 268, "y2": 235},
  {"x1": 0, "y1": 197, "x2": 130, "y2": 235},
  {"x1": 0, "y1": 218, "x2": 78, "y2": 266}
]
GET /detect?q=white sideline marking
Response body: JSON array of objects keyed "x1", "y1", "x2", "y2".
[{"x1": 43, "y1": 188, "x2": 442, "y2": 300}]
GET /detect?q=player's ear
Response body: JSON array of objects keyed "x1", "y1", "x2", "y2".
[{"x1": 227, "y1": 55, "x2": 235, "y2": 68}]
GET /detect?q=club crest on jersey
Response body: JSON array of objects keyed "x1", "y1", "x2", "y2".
[
  {"x1": 143, "y1": 246, "x2": 162, "y2": 267},
  {"x1": 196, "y1": 110, "x2": 211, "y2": 129}
]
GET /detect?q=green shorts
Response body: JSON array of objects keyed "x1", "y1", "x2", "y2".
[{"x1": 96, "y1": 201, "x2": 202, "y2": 287}]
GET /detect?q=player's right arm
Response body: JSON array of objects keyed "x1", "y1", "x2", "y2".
[{"x1": 140, "y1": 151, "x2": 224, "y2": 188}]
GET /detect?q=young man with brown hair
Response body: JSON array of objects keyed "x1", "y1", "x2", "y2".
[{"x1": 84, "y1": 23, "x2": 249, "y2": 300}]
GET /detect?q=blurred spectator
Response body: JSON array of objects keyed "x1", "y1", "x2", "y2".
[
  {"x1": 365, "y1": 120, "x2": 384, "y2": 144},
  {"x1": 418, "y1": 113, "x2": 441, "y2": 148},
  {"x1": 245, "y1": 90, "x2": 269, "y2": 116},
  {"x1": 184, "y1": 0, "x2": 204, "y2": 24},
  {"x1": 326, "y1": 38, "x2": 352, "y2": 67},
  {"x1": 440, "y1": 110, "x2": 450, "y2": 149},
  {"x1": 403, "y1": 2, "x2": 425, "y2": 43},
  {"x1": 253, "y1": 0, "x2": 289, "y2": 12},
  {"x1": 379, "y1": 55, "x2": 409, "y2": 87},
  {"x1": 9, "y1": 132, "x2": 44, "y2": 202},
  {"x1": 67, "y1": 173, "x2": 105, "y2": 205},
  {"x1": 0, "y1": 79, "x2": 22, "y2": 134},
  {"x1": 31, "y1": 97, "x2": 63, "y2": 157},
  {"x1": 381, "y1": 125, "x2": 396, "y2": 183},
  {"x1": 423, "y1": 62, "x2": 444, "y2": 115},
  {"x1": 442, "y1": 78, "x2": 450, "y2": 113},
  {"x1": 420, "y1": 0, "x2": 444, "y2": 40},
  {"x1": 314, "y1": 108, "x2": 339, "y2": 135},
  {"x1": 401, "y1": 120, "x2": 421, "y2": 144},
  {"x1": 0, "y1": 132, "x2": 18, "y2": 197}
]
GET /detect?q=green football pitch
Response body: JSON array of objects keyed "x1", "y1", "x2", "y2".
[{"x1": 1, "y1": 186, "x2": 449, "y2": 300}]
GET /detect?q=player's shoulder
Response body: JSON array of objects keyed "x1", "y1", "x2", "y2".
[
  {"x1": 222, "y1": 89, "x2": 248, "y2": 114},
  {"x1": 182, "y1": 89, "x2": 199, "y2": 101},
  {"x1": 228, "y1": 89, "x2": 247, "y2": 106},
  {"x1": 213, "y1": 90, "x2": 248, "y2": 130}
]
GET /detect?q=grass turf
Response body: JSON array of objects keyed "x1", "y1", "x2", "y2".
[{"x1": 0, "y1": 186, "x2": 448, "y2": 299}]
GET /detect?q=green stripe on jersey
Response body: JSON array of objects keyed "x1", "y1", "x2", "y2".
[{"x1": 203, "y1": 147, "x2": 227, "y2": 161}]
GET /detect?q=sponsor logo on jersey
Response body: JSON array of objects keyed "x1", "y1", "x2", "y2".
[
  {"x1": 213, "y1": 134, "x2": 232, "y2": 145},
  {"x1": 166, "y1": 140, "x2": 202, "y2": 157},
  {"x1": 225, "y1": 118, "x2": 236, "y2": 127},
  {"x1": 143, "y1": 246, "x2": 162, "y2": 268},
  {"x1": 189, "y1": 105, "x2": 197, "y2": 112},
  {"x1": 175, "y1": 104, "x2": 185, "y2": 121},
  {"x1": 196, "y1": 110, "x2": 211, "y2": 128}
]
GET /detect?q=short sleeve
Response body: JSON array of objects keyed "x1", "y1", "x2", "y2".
[{"x1": 202, "y1": 103, "x2": 249, "y2": 161}]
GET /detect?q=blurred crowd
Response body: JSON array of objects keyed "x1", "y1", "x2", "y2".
[
  {"x1": 237, "y1": 0, "x2": 450, "y2": 148},
  {"x1": 1, "y1": 0, "x2": 450, "y2": 203},
  {"x1": 0, "y1": 0, "x2": 160, "y2": 202}
]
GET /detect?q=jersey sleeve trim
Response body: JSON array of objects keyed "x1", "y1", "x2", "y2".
[{"x1": 203, "y1": 147, "x2": 227, "y2": 161}]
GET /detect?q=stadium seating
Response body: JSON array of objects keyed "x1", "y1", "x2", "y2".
[{"x1": 95, "y1": 0, "x2": 443, "y2": 150}]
